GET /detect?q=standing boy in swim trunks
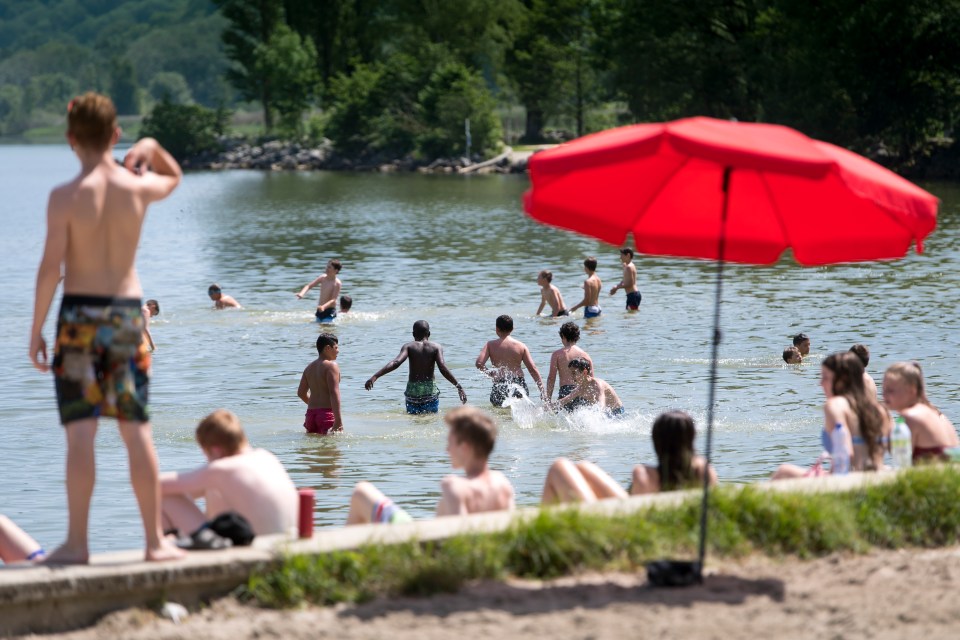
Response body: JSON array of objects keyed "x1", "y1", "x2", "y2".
[
  {"x1": 160, "y1": 409, "x2": 298, "y2": 542},
  {"x1": 29, "y1": 92, "x2": 184, "y2": 563},
  {"x1": 296, "y1": 259, "x2": 342, "y2": 322},
  {"x1": 208, "y1": 284, "x2": 241, "y2": 309},
  {"x1": 365, "y1": 320, "x2": 467, "y2": 414},
  {"x1": 476, "y1": 315, "x2": 546, "y2": 407},
  {"x1": 609, "y1": 248, "x2": 641, "y2": 310},
  {"x1": 535, "y1": 270, "x2": 568, "y2": 317},
  {"x1": 346, "y1": 406, "x2": 515, "y2": 524},
  {"x1": 547, "y1": 322, "x2": 595, "y2": 405},
  {"x1": 569, "y1": 257, "x2": 602, "y2": 318},
  {"x1": 297, "y1": 333, "x2": 343, "y2": 434},
  {"x1": 141, "y1": 299, "x2": 159, "y2": 351},
  {"x1": 559, "y1": 358, "x2": 624, "y2": 417}
]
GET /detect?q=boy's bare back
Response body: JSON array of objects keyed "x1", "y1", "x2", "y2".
[
  {"x1": 484, "y1": 337, "x2": 528, "y2": 377},
  {"x1": 300, "y1": 359, "x2": 340, "y2": 408},
  {"x1": 551, "y1": 345, "x2": 593, "y2": 387},
  {"x1": 438, "y1": 470, "x2": 515, "y2": 515}
]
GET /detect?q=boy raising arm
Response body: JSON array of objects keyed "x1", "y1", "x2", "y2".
[{"x1": 30, "y1": 93, "x2": 184, "y2": 563}]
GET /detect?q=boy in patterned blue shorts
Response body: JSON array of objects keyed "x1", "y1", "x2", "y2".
[{"x1": 29, "y1": 93, "x2": 185, "y2": 564}]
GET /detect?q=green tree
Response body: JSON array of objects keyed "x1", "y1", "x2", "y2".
[
  {"x1": 109, "y1": 57, "x2": 139, "y2": 114},
  {"x1": 140, "y1": 98, "x2": 229, "y2": 161},
  {"x1": 0, "y1": 84, "x2": 28, "y2": 135},
  {"x1": 507, "y1": 0, "x2": 605, "y2": 141},
  {"x1": 214, "y1": 0, "x2": 284, "y2": 131},
  {"x1": 417, "y1": 61, "x2": 502, "y2": 157},
  {"x1": 253, "y1": 22, "x2": 319, "y2": 136},
  {"x1": 147, "y1": 72, "x2": 193, "y2": 105}
]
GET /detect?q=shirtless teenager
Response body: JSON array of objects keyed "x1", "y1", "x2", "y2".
[
  {"x1": 141, "y1": 299, "x2": 159, "y2": 351},
  {"x1": 161, "y1": 409, "x2": 298, "y2": 544},
  {"x1": 536, "y1": 270, "x2": 568, "y2": 317},
  {"x1": 296, "y1": 259, "x2": 342, "y2": 323},
  {"x1": 365, "y1": 320, "x2": 467, "y2": 414},
  {"x1": 609, "y1": 248, "x2": 641, "y2": 310},
  {"x1": 547, "y1": 321, "x2": 594, "y2": 404},
  {"x1": 29, "y1": 92, "x2": 184, "y2": 563},
  {"x1": 569, "y1": 256, "x2": 602, "y2": 318},
  {"x1": 476, "y1": 315, "x2": 546, "y2": 407},
  {"x1": 346, "y1": 406, "x2": 515, "y2": 524},
  {"x1": 298, "y1": 333, "x2": 343, "y2": 434},
  {"x1": 559, "y1": 358, "x2": 624, "y2": 417},
  {"x1": 208, "y1": 284, "x2": 241, "y2": 309}
]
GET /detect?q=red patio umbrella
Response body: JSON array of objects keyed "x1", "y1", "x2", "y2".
[{"x1": 523, "y1": 116, "x2": 939, "y2": 582}]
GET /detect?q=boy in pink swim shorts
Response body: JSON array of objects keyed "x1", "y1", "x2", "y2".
[{"x1": 297, "y1": 333, "x2": 343, "y2": 434}]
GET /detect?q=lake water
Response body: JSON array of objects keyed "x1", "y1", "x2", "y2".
[{"x1": 1, "y1": 145, "x2": 958, "y2": 554}]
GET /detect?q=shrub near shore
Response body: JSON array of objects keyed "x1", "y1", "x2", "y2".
[{"x1": 243, "y1": 466, "x2": 960, "y2": 608}]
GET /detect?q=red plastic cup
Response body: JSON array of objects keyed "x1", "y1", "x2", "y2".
[{"x1": 298, "y1": 488, "x2": 315, "y2": 539}]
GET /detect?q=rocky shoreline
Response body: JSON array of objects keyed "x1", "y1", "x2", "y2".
[{"x1": 181, "y1": 138, "x2": 533, "y2": 174}]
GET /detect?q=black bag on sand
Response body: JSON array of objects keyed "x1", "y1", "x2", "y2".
[{"x1": 209, "y1": 511, "x2": 255, "y2": 546}]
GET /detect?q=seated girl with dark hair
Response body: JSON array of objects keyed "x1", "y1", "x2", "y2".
[{"x1": 541, "y1": 410, "x2": 717, "y2": 504}]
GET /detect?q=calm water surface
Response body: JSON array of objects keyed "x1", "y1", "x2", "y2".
[{"x1": 1, "y1": 145, "x2": 958, "y2": 553}]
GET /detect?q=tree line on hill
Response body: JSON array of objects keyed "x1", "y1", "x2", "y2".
[{"x1": 1, "y1": 0, "x2": 958, "y2": 170}]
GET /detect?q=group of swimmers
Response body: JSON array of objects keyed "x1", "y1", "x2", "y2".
[{"x1": 5, "y1": 91, "x2": 958, "y2": 567}]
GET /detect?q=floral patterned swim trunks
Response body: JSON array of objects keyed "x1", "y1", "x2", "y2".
[{"x1": 53, "y1": 295, "x2": 151, "y2": 424}]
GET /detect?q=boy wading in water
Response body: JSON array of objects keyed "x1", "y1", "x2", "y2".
[
  {"x1": 296, "y1": 259, "x2": 342, "y2": 322},
  {"x1": 535, "y1": 270, "x2": 568, "y2": 317},
  {"x1": 365, "y1": 320, "x2": 467, "y2": 414},
  {"x1": 547, "y1": 321, "x2": 594, "y2": 405},
  {"x1": 476, "y1": 315, "x2": 546, "y2": 407},
  {"x1": 569, "y1": 256, "x2": 603, "y2": 318},
  {"x1": 298, "y1": 333, "x2": 344, "y2": 434},
  {"x1": 29, "y1": 93, "x2": 185, "y2": 563},
  {"x1": 609, "y1": 248, "x2": 641, "y2": 310}
]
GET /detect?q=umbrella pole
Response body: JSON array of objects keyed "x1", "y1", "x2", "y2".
[{"x1": 696, "y1": 166, "x2": 731, "y2": 583}]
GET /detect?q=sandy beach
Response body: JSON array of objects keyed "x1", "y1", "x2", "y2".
[{"x1": 27, "y1": 545, "x2": 960, "y2": 640}]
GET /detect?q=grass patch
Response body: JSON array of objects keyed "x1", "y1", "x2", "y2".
[{"x1": 243, "y1": 466, "x2": 960, "y2": 608}]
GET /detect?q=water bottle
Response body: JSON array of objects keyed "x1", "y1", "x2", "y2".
[
  {"x1": 831, "y1": 423, "x2": 850, "y2": 475},
  {"x1": 891, "y1": 415, "x2": 912, "y2": 469}
]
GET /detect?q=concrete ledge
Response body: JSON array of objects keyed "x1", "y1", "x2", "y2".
[{"x1": 0, "y1": 471, "x2": 899, "y2": 636}]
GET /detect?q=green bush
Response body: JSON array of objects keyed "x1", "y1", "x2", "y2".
[
  {"x1": 139, "y1": 99, "x2": 229, "y2": 161},
  {"x1": 243, "y1": 467, "x2": 960, "y2": 609},
  {"x1": 417, "y1": 61, "x2": 503, "y2": 159}
]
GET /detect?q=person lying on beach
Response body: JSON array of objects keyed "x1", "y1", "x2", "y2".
[
  {"x1": 0, "y1": 514, "x2": 44, "y2": 564},
  {"x1": 365, "y1": 320, "x2": 467, "y2": 414},
  {"x1": 160, "y1": 409, "x2": 298, "y2": 548},
  {"x1": 783, "y1": 346, "x2": 802, "y2": 364},
  {"x1": 883, "y1": 361, "x2": 958, "y2": 464},
  {"x1": 536, "y1": 270, "x2": 568, "y2": 317},
  {"x1": 772, "y1": 351, "x2": 890, "y2": 479},
  {"x1": 208, "y1": 284, "x2": 241, "y2": 309},
  {"x1": 569, "y1": 257, "x2": 603, "y2": 318},
  {"x1": 609, "y1": 248, "x2": 641, "y2": 310},
  {"x1": 850, "y1": 343, "x2": 878, "y2": 398},
  {"x1": 476, "y1": 314, "x2": 545, "y2": 407},
  {"x1": 298, "y1": 333, "x2": 343, "y2": 434},
  {"x1": 541, "y1": 410, "x2": 717, "y2": 504},
  {"x1": 29, "y1": 92, "x2": 184, "y2": 563},
  {"x1": 557, "y1": 358, "x2": 623, "y2": 417},
  {"x1": 142, "y1": 298, "x2": 159, "y2": 352},
  {"x1": 346, "y1": 406, "x2": 515, "y2": 524},
  {"x1": 547, "y1": 322, "x2": 594, "y2": 404},
  {"x1": 296, "y1": 259, "x2": 342, "y2": 322}
]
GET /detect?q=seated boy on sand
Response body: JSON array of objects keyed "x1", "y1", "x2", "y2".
[
  {"x1": 161, "y1": 409, "x2": 298, "y2": 547},
  {"x1": 346, "y1": 406, "x2": 515, "y2": 524}
]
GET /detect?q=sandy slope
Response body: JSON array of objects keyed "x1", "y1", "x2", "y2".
[{"x1": 28, "y1": 546, "x2": 960, "y2": 640}]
